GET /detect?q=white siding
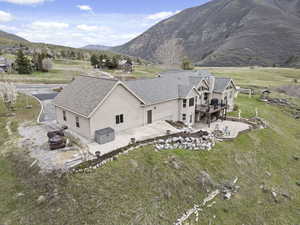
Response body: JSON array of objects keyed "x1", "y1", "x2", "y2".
[
  {"x1": 55, "y1": 107, "x2": 91, "y2": 139},
  {"x1": 179, "y1": 89, "x2": 198, "y2": 126},
  {"x1": 144, "y1": 99, "x2": 180, "y2": 123},
  {"x1": 90, "y1": 84, "x2": 144, "y2": 137}
]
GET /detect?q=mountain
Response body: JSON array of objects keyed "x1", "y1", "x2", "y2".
[
  {"x1": 113, "y1": 0, "x2": 300, "y2": 66},
  {"x1": 81, "y1": 45, "x2": 112, "y2": 51},
  {"x1": 0, "y1": 30, "x2": 28, "y2": 42}
]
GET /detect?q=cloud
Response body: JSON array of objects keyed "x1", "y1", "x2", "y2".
[
  {"x1": 76, "y1": 24, "x2": 111, "y2": 32},
  {"x1": 30, "y1": 21, "x2": 69, "y2": 29},
  {"x1": 146, "y1": 11, "x2": 180, "y2": 20},
  {"x1": 0, "y1": 10, "x2": 13, "y2": 22},
  {"x1": 77, "y1": 5, "x2": 92, "y2": 11},
  {"x1": 9, "y1": 13, "x2": 154, "y2": 47},
  {"x1": 0, "y1": 0, "x2": 46, "y2": 4},
  {"x1": 0, "y1": 24, "x2": 18, "y2": 31}
]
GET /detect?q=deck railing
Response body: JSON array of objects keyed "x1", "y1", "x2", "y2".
[{"x1": 196, "y1": 104, "x2": 227, "y2": 113}]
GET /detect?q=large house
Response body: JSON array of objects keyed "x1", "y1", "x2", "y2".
[{"x1": 54, "y1": 70, "x2": 237, "y2": 140}]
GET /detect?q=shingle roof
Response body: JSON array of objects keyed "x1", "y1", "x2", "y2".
[
  {"x1": 125, "y1": 70, "x2": 208, "y2": 104},
  {"x1": 54, "y1": 71, "x2": 234, "y2": 116},
  {"x1": 54, "y1": 76, "x2": 118, "y2": 117},
  {"x1": 214, "y1": 77, "x2": 232, "y2": 92}
]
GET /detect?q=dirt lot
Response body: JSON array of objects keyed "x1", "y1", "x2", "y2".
[{"x1": 18, "y1": 122, "x2": 84, "y2": 173}]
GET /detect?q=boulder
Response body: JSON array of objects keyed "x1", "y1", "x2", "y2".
[{"x1": 37, "y1": 195, "x2": 46, "y2": 204}]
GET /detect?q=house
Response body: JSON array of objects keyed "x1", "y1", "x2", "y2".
[
  {"x1": 0, "y1": 57, "x2": 14, "y2": 73},
  {"x1": 118, "y1": 59, "x2": 133, "y2": 73},
  {"x1": 53, "y1": 70, "x2": 237, "y2": 140}
]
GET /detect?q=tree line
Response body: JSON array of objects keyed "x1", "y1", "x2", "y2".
[
  {"x1": 15, "y1": 50, "x2": 53, "y2": 74},
  {"x1": 90, "y1": 54, "x2": 142, "y2": 70}
]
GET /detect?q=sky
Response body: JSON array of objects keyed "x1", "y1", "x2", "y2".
[{"x1": 0, "y1": 0, "x2": 211, "y2": 48}]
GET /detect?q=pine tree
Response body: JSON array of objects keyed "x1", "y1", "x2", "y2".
[
  {"x1": 90, "y1": 54, "x2": 99, "y2": 68},
  {"x1": 15, "y1": 50, "x2": 32, "y2": 74}
]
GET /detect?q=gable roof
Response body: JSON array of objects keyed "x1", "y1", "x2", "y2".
[
  {"x1": 54, "y1": 76, "x2": 118, "y2": 117},
  {"x1": 214, "y1": 77, "x2": 234, "y2": 93},
  {"x1": 54, "y1": 70, "x2": 235, "y2": 117},
  {"x1": 125, "y1": 70, "x2": 209, "y2": 105}
]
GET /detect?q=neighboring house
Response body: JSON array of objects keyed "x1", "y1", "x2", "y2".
[
  {"x1": 119, "y1": 59, "x2": 133, "y2": 73},
  {"x1": 0, "y1": 57, "x2": 14, "y2": 73},
  {"x1": 54, "y1": 70, "x2": 237, "y2": 140}
]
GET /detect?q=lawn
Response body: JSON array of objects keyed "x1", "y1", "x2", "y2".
[
  {"x1": 0, "y1": 92, "x2": 299, "y2": 225},
  {"x1": 197, "y1": 66, "x2": 300, "y2": 89},
  {"x1": 0, "y1": 59, "x2": 93, "y2": 84}
]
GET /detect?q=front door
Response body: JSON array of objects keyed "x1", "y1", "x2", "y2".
[{"x1": 147, "y1": 110, "x2": 152, "y2": 124}]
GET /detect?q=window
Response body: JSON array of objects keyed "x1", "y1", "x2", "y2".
[
  {"x1": 190, "y1": 115, "x2": 193, "y2": 124},
  {"x1": 204, "y1": 93, "x2": 209, "y2": 101},
  {"x1": 116, "y1": 114, "x2": 124, "y2": 124},
  {"x1": 189, "y1": 98, "x2": 195, "y2": 107},
  {"x1": 183, "y1": 99, "x2": 187, "y2": 108},
  {"x1": 75, "y1": 117, "x2": 80, "y2": 128},
  {"x1": 182, "y1": 114, "x2": 186, "y2": 121},
  {"x1": 63, "y1": 110, "x2": 67, "y2": 121}
]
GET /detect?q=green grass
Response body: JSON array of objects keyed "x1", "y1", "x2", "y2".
[
  {"x1": 196, "y1": 66, "x2": 300, "y2": 89},
  {"x1": 0, "y1": 60, "x2": 92, "y2": 83},
  {"x1": 0, "y1": 64, "x2": 299, "y2": 224},
  {"x1": 0, "y1": 93, "x2": 299, "y2": 225}
]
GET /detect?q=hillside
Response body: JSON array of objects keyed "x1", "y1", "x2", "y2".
[
  {"x1": 1, "y1": 92, "x2": 300, "y2": 225},
  {"x1": 113, "y1": 0, "x2": 300, "y2": 66},
  {"x1": 81, "y1": 45, "x2": 112, "y2": 51},
  {"x1": 0, "y1": 30, "x2": 28, "y2": 42},
  {"x1": 0, "y1": 30, "x2": 118, "y2": 61}
]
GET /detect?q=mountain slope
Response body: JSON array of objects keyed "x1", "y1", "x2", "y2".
[
  {"x1": 81, "y1": 45, "x2": 112, "y2": 51},
  {"x1": 0, "y1": 30, "x2": 28, "y2": 42},
  {"x1": 113, "y1": 0, "x2": 300, "y2": 66}
]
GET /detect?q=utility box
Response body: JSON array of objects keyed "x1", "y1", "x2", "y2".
[{"x1": 95, "y1": 127, "x2": 115, "y2": 145}]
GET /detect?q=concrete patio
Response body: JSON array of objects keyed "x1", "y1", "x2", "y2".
[
  {"x1": 88, "y1": 121, "x2": 180, "y2": 156},
  {"x1": 194, "y1": 120, "x2": 251, "y2": 139}
]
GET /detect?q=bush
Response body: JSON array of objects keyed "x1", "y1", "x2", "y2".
[
  {"x1": 42, "y1": 58, "x2": 53, "y2": 72},
  {"x1": 233, "y1": 104, "x2": 239, "y2": 112},
  {"x1": 181, "y1": 57, "x2": 194, "y2": 70}
]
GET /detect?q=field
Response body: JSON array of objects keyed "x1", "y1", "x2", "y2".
[
  {"x1": 0, "y1": 64, "x2": 300, "y2": 224},
  {"x1": 198, "y1": 66, "x2": 300, "y2": 89},
  {"x1": 1, "y1": 58, "x2": 299, "y2": 89},
  {"x1": 0, "y1": 59, "x2": 93, "y2": 84}
]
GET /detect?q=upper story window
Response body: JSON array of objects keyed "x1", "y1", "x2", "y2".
[
  {"x1": 63, "y1": 110, "x2": 67, "y2": 121},
  {"x1": 116, "y1": 114, "x2": 124, "y2": 125},
  {"x1": 204, "y1": 93, "x2": 209, "y2": 101},
  {"x1": 75, "y1": 116, "x2": 80, "y2": 128},
  {"x1": 183, "y1": 99, "x2": 187, "y2": 108},
  {"x1": 182, "y1": 114, "x2": 186, "y2": 121},
  {"x1": 189, "y1": 98, "x2": 195, "y2": 107}
]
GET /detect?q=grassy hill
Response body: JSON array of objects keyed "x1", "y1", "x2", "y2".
[
  {"x1": 0, "y1": 67, "x2": 299, "y2": 224},
  {"x1": 0, "y1": 30, "x2": 28, "y2": 42}
]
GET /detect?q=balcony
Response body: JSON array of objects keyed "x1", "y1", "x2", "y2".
[{"x1": 196, "y1": 104, "x2": 227, "y2": 114}]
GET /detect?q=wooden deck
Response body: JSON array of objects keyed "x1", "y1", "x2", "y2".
[{"x1": 195, "y1": 104, "x2": 227, "y2": 114}]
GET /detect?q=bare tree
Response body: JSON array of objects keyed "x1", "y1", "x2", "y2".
[
  {"x1": 42, "y1": 58, "x2": 53, "y2": 72},
  {"x1": 0, "y1": 82, "x2": 17, "y2": 115}
]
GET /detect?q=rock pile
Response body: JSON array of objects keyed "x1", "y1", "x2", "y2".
[
  {"x1": 155, "y1": 133, "x2": 216, "y2": 151},
  {"x1": 219, "y1": 177, "x2": 240, "y2": 200}
]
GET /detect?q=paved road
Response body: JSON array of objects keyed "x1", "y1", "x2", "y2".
[
  {"x1": 33, "y1": 93, "x2": 59, "y2": 101},
  {"x1": 16, "y1": 83, "x2": 64, "y2": 123}
]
